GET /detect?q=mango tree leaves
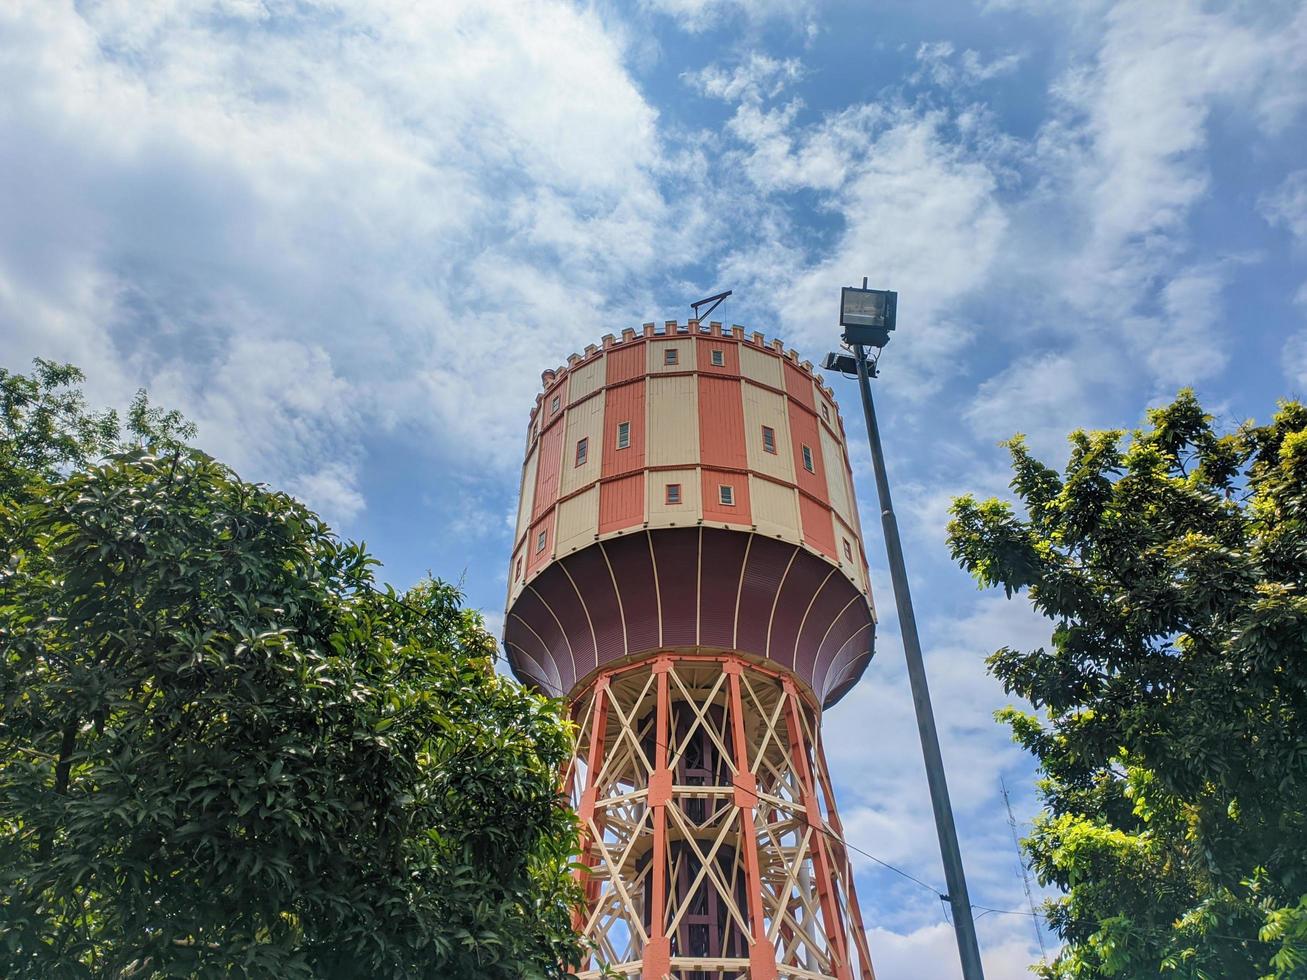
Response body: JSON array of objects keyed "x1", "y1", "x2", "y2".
[
  {"x1": 0, "y1": 362, "x2": 581, "y2": 978},
  {"x1": 948, "y1": 390, "x2": 1307, "y2": 979}
]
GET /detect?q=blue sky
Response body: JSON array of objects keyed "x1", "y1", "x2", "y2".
[{"x1": 3, "y1": 1, "x2": 1306, "y2": 976}]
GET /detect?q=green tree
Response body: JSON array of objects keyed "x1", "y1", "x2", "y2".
[
  {"x1": 948, "y1": 391, "x2": 1307, "y2": 979},
  {"x1": 0, "y1": 359, "x2": 194, "y2": 501},
  {"x1": 0, "y1": 361, "x2": 581, "y2": 978}
]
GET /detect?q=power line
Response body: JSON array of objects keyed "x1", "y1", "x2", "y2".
[
  {"x1": 973, "y1": 905, "x2": 1040, "y2": 919},
  {"x1": 807, "y1": 819, "x2": 1046, "y2": 923},
  {"x1": 817, "y1": 818, "x2": 1038, "y2": 919},
  {"x1": 832, "y1": 826, "x2": 956, "y2": 898}
]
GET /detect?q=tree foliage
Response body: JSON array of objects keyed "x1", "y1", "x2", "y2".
[
  {"x1": 0, "y1": 359, "x2": 194, "y2": 502},
  {"x1": 948, "y1": 390, "x2": 1307, "y2": 979},
  {"x1": 0, "y1": 361, "x2": 581, "y2": 978}
]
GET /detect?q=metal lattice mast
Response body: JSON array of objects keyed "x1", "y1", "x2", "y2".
[{"x1": 568, "y1": 655, "x2": 875, "y2": 979}]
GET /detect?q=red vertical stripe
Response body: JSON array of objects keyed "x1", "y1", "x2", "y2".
[
  {"x1": 798, "y1": 494, "x2": 837, "y2": 560},
  {"x1": 697, "y1": 337, "x2": 740, "y2": 375},
  {"x1": 787, "y1": 400, "x2": 828, "y2": 503},
  {"x1": 606, "y1": 344, "x2": 645, "y2": 384},
  {"x1": 697, "y1": 377, "x2": 747, "y2": 470},
  {"x1": 783, "y1": 361, "x2": 815, "y2": 410},
  {"x1": 602, "y1": 380, "x2": 646, "y2": 477},
  {"x1": 701, "y1": 468, "x2": 751, "y2": 524},
  {"x1": 532, "y1": 419, "x2": 565, "y2": 521},
  {"x1": 599, "y1": 473, "x2": 645, "y2": 533}
]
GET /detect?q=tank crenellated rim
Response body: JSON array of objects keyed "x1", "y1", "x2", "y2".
[{"x1": 531, "y1": 320, "x2": 841, "y2": 421}]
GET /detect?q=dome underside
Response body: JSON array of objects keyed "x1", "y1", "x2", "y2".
[{"x1": 504, "y1": 526, "x2": 874, "y2": 708}]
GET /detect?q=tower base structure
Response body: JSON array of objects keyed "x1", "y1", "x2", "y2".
[{"x1": 567, "y1": 653, "x2": 875, "y2": 980}]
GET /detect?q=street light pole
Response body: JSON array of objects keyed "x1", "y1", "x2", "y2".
[{"x1": 851, "y1": 342, "x2": 986, "y2": 980}]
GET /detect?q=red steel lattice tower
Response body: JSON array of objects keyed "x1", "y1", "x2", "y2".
[{"x1": 505, "y1": 321, "x2": 878, "y2": 979}]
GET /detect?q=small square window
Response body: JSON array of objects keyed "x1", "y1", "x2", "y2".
[
  {"x1": 762, "y1": 425, "x2": 776, "y2": 454},
  {"x1": 617, "y1": 421, "x2": 631, "y2": 450},
  {"x1": 822, "y1": 403, "x2": 830, "y2": 422},
  {"x1": 718, "y1": 484, "x2": 735, "y2": 506},
  {"x1": 664, "y1": 348, "x2": 678, "y2": 366},
  {"x1": 550, "y1": 394, "x2": 560, "y2": 414},
  {"x1": 802, "y1": 445, "x2": 815, "y2": 473},
  {"x1": 665, "y1": 483, "x2": 681, "y2": 504},
  {"x1": 515, "y1": 557, "x2": 523, "y2": 580},
  {"x1": 536, "y1": 530, "x2": 547, "y2": 553},
  {"x1": 710, "y1": 349, "x2": 725, "y2": 367},
  {"x1": 843, "y1": 539, "x2": 853, "y2": 561},
  {"x1": 575, "y1": 437, "x2": 588, "y2": 466}
]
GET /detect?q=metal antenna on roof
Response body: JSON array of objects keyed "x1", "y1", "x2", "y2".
[{"x1": 690, "y1": 289, "x2": 732, "y2": 321}]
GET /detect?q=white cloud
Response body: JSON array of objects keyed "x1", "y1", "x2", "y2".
[
  {"x1": 1261, "y1": 169, "x2": 1307, "y2": 389},
  {"x1": 1032, "y1": 1, "x2": 1306, "y2": 313},
  {"x1": 640, "y1": 0, "x2": 816, "y2": 34},
  {"x1": 287, "y1": 462, "x2": 367, "y2": 526},
  {"x1": 683, "y1": 52, "x2": 804, "y2": 103},
  {"x1": 1123, "y1": 259, "x2": 1257, "y2": 389},
  {"x1": 0, "y1": 0, "x2": 687, "y2": 519},
  {"x1": 694, "y1": 89, "x2": 1007, "y2": 400},
  {"x1": 915, "y1": 40, "x2": 1026, "y2": 88},
  {"x1": 768, "y1": 110, "x2": 1009, "y2": 391},
  {"x1": 952, "y1": 0, "x2": 1307, "y2": 450},
  {"x1": 869, "y1": 921, "x2": 1048, "y2": 980},
  {"x1": 963, "y1": 347, "x2": 1135, "y2": 462},
  {"x1": 1284, "y1": 330, "x2": 1307, "y2": 392},
  {"x1": 1262, "y1": 169, "x2": 1307, "y2": 243}
]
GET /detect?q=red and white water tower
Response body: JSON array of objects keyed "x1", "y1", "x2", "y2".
[{"x1": 505, "y1": 320, "x2": 877, "y2": 979}]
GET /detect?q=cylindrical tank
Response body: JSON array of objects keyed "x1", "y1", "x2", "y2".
[
  {"x1": 505, "y1": 320, "x2": 875, "y2": 706},
  {"x1": 505, "y1": 320, "x2": 877, "y2": 980}
]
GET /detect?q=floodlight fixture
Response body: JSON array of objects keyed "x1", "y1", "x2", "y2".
[
  {"x1": 840, "y1": 285, "x2": 897, "y2": 348},
  {"x1": 822, "y1": 351, "x2": 859, "y2": 374}
]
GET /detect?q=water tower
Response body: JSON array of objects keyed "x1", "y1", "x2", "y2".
[{"x1": 504, "y1": 320, "x2": 877, "y2": 979}]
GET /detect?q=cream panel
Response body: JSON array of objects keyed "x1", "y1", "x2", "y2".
[
  {"x1": 840, "y1": 445, "x2": 864, "y2": 538},
  {"x1": 515, "y1": 446, "x2": 538, "y2": 545},
  {"x1": 559, "y1": 396, "x2": 605, "y2": 495},
  {"x1": 739, "y1": 345, "x2": 783, "y2": 388},
  {"x1": 646, "y1": 375, "x2": 699, "y2": 467},
  {"x1": 507, "y1": 543, "x2": 526, "y2": 608},
  {"x1": 846, "y1": 462, "x2": 864, "y2": 538},
  {"x1": 648, "y1": 337, "x2": 696, "y2": 373},
  {"x1": 568, "y1": 357, "x2": 605, "y2": 405},
  {"x1": 819, "y1": 426, "x2": 854, "y2": 527},
  {"x1": 555, "y1": 486, "x2": 599, "y2": 556},
  {"x1": 647, "y1": 467, "x2": 701, "y2": 529},
  {"x1": 749, "y1": 476, "x2": 801, "y2": 544},
  {"x1": 833, "y1": 513, "x2": 867, "y2": 594},
  {"x1": 741, "y1": 381, "x2": 795, "y2": 483}
]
